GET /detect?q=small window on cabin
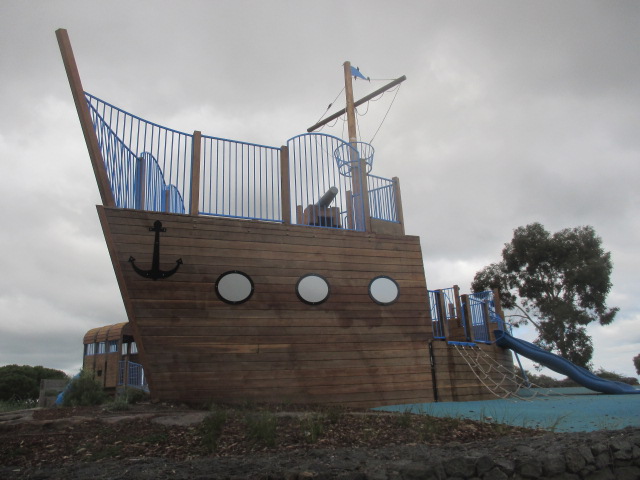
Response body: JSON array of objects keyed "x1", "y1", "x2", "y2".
[
  {"x1": 96, "y1": 370, "x2": 102, "y2": 377},
  {"x1": 108, "y1": 340, "x2": 118, "y2": 353},
  {"x1": 368, "y1": 276, "x2": 400, "y2": 305},
  {"x1": 84, "y1": 343, "x2": 95, "y2": 356},
  {"x1": 215, "y1": 271, "x2": 254, "y2": 305},
  {"x1": 130, "y1": 342, "x2": 138, "y2": 354},
  {"x1": 296, "y1": 274, "x2": 330, "y2": 305},
  {"x1": 97, "y1": 342, "x2": 106, "y2": 354},
  {"x1": 122, "y1": 343, "x2": 128, "y2": 355}
]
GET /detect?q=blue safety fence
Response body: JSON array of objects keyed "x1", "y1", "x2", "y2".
[
  {"x1": 85, "y1": 92, "x2": 192, "y2": 213},
  {"x1": 288, "y1": 133, "x2": 366, "y2": 231},
  {"x1": 85, "y1": 95, "x2": 400, "y2": 231},
  {"x1": 368, "y1": 174, "x2": 399, "y2": 222},
  {"x1": 466, "y1": 290, "x2": 500, "y2": 344},
  {"x1": 200, "y1": 135, "x2": 282, "y2": 221},
  {"x1": 428, "y1": 288, "x2": 460, "y2": 339},
  {"x1": 118, "y1": 360, "x2": 149, "y2": 392}
]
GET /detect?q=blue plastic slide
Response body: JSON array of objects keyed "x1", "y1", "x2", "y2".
[{"x1": 494, "y1": 329, "x2": 640, "y2": 395}]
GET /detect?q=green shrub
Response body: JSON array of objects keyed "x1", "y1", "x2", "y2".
[
  {"x1": 0, "y1": 365, "x2": 67, "y2": 402},
  {"x1": 120, "y1": 387, "x2": 149, "y2": 404},
  {"x1": 62, "y1": 370, "x2": 106, "y2": 407},
  {"x1": 0, "y1": 398, "x2": 37, "y2": 412},
  {"x1": 245, "y1": 411, "x2": 277, "y2": 447},
  {"x1": 300, "y1": 414, "x2": 324, "y2": 443},
  {"x1": 199, "y1": 408, "x2": 228, "y2": 452},
  {"x1": 594, "y1": 368, "x2": 639, "y2": 385},
  {"x1": 106, "y1": 397, "x2": 131, "y2": 412}
]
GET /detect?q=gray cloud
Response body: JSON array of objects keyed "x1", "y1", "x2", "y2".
[{"x1": 1, "y1": 1, "x2": 638, "y2": 377}]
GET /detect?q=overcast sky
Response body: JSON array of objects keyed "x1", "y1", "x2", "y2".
[{"x1": 1, "y1": 1, "x2": 638, "y2": 380}]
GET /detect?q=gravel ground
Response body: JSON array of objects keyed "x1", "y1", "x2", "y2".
[{"x1": 1, "y1": 403, "x2": 637, "y2": 479}]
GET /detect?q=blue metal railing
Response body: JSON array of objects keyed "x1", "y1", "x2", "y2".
[
  {"x1": 467, "y1": 290, "x2": 500, "y2": 343},
  {"x1": 288, "y1": 133, "x2": 366, "y2": 231},
  {"x1": 85, "y1": 95, "x2": 400, "y2": 231},
  {"x1": 368, "y1": 175, "x2": 398, "y2": 222},
  {"x1": 200, "y1": 135, "x2": 281, "y2": 221},
  {"x1": 85, "y1": 92, "x2": 191, "y2": 213},
  {"x1": 118, "y1": 360, "x2": 149, "y2": 392},
  {"x1": 428, "y1": 288, "x2": 459, "y2": 339}
]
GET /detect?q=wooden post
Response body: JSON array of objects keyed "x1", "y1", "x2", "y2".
[
  {"x1": 189, "y1": 130, "x2": 202, "y2": 216},
  {"x1": 343, "y1": 61, "x2": 371, "y2": 232},
  {"x1": 135, "y1": 157, "x2": 146, "y2": 210},
  {"x1": 460, "y1": 294, "x2": 474, "y2": 342},
  {"x1": 280, "y1": 146, "x2": 291, "y2": 224},
  {"x1": 453, "y1": 284, "x2": 463, "y2": 328},
  {"x1": 482, "y1": 301, "x2": 492, "y2": 342},
  {"x1": 346, "y1": 190, "x2": 354, "y2": 230},
  {"x1": 435, "y1": 290, "x2": 451, "y2": 339},
  {"x1": 55, "y1": 29, "x2": 115, "y2": 207},
  {"x1": 392, "y1": 176, "x2": 405, "y2": 235},
  {"x1": 164, "y1": 188, "x2": 171, "y2": 213},
  {"x1": 295, "y1": 205, "x2": 303, "y2": 224}
]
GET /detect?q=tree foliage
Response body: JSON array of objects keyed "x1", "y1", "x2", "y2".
[
  {"x1": 472, "y1": 223, "x2": 618, "y2": 368},
  {"x1": 62, "y1": 370, "x2": 106, "y2": 407},
  {"x1": 634, "y1": 354, "x2": 640, "y2": 376},
  {"x1": 0, "y1": 364, "x2": 68, "y2": 401}
]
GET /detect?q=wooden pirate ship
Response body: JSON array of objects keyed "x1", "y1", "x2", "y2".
[{"x1": 58, "y1": 29, "x2": 515, "y2": 407}]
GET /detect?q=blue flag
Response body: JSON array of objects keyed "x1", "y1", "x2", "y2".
[{"x1": 351, "y1": 66, "x2": 370, "y2": 81}]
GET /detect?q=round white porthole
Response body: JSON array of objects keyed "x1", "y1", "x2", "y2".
[
  {"x1": 369, "y1": 276, "x2": 399, "y2": 305},
  {"x1": 296, "y1": 274, "x2": 330, "y2": 305},
  {"x1": 215, "y1": 271, "x2": 254, "y2": 304}
]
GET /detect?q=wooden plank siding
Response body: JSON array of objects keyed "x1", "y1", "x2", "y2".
[
  {"x1": 430, "y1": 340, "x2": 516, "y2": 402},
  {"x1": 98, "y1": 207, "x2": 435, "y2": 407},
  {"x1": 82, "y1": 322, "x2": 130, "y2": 390}
]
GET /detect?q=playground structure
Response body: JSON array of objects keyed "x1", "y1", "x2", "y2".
[
  {"x1": 82, "y1": 322, "x2": 148, "y2": 393},
  {"x1": 61, "y1": 29, "x2": 635, "y2": 408}
]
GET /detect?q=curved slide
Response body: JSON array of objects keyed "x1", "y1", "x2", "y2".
[{"x1": 494, "y1": 329, "x2": 640, "y2": 395}]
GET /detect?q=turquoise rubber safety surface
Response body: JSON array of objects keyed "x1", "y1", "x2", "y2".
[{"x1": 375, "y1": 388, "x2": 640, "y2": 433}]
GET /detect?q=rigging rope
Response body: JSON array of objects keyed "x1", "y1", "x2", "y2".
[
  {"x1": 452, "y1": 344, "x2": 566, "y2": 402},
  {"x1": 369, "y1": 84, "x2": 401, "y2": 144},
  {"x1": 313, "y1": 87, "x2": 345, "y2": 129}
]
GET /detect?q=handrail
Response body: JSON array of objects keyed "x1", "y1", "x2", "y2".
[{"x1": 83, "y1": 95, "x2": 400, "y2": 231}]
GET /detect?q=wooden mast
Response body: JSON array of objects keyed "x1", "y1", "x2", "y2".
[
  {"x1": 343, "y1": 61, "x2": 371, "y2": 232},
  {"x1": 56, "y1": 29, "x2": 115, "y2": 207}
]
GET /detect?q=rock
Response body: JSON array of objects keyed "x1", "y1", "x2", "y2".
[
  {"x1": 482, "y1": 467, "x2": 508, "y2": 480},
  {"x1": 565, "y1": 447, "x2": 587, "y2": 472},
  {"x1": 613, "y1": 466, "x2": 640, "y2": 480},
  {"x1": 475, "y1": 455, "x2": 495, "y2": 476},
  {"x1": 542, "y1": 454, "x2": 566, "y2": 476},
  {"x1": 443, "y1": 457, "x2": 476, "y2": 478},
  {"x1": 515, "y1": 457, "x2": 542, "y2": 478},
  {"x1": 583, "y1": 468, "x2": 615, "y2": 480}
]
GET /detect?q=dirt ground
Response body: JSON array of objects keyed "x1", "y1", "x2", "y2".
[{"x1": 0, "y1": 402, "x2": 633, "y2": 479}]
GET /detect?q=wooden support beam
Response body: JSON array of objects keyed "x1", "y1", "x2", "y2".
[
  {"x1": 392, "y1": 177, "x2": 405, "y2": 235},
  {"x1": 453, "y1": 284, "x2": 463, "y2": 330},
  {"x1": 189, "y1": 130, "x2": 202, "y2": 216},
  {"x1": 280, "y1": 146, "x2": 291, "y2": 224},
  {"x1": 55, "y1": 28, "x2": 115, "y2": 207},
  {"x1": 460, "y1": 294, "x2": 473, "y2": 342},
  {"x1": 307, "y1": 75, "x2": 407, "y2": 133},
  {"x1": 481, "y1": 300, "x2": 492, "y2": 342}
]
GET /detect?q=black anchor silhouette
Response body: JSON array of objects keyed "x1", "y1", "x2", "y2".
[{"x1": 129, "y1": 220, "x2": 182, "y2": 280}]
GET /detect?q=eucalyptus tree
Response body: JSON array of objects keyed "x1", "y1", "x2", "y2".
[{"x1": 472, "y1": 223, "x2": 618, "y2": 368}]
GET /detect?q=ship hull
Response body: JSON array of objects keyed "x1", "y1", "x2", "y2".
[{"x1": 98, "y1": 206, "x2": 440, "y2": 407}]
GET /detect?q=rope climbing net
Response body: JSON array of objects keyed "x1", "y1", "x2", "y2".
[{"x1": 452, "y1": 343, "x2": 565, "y2": 402}]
